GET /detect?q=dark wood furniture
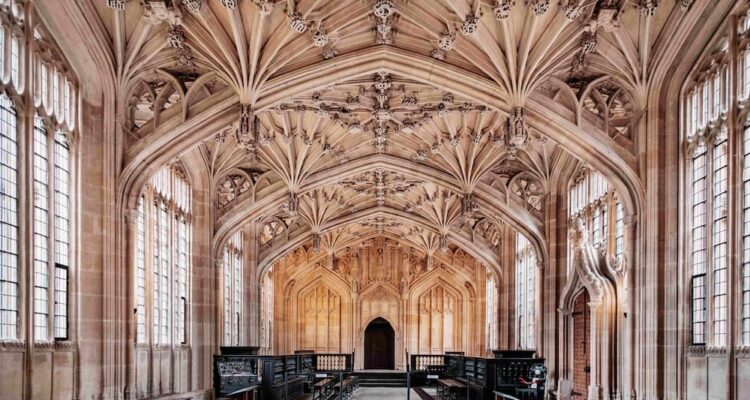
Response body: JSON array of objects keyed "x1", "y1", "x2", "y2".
[
  {"x1": 213, "y1": 355, "x2": 260, "y2": 399},
  {"x1": 492, "y1": 350, "x2": 545, "y2": 400}
]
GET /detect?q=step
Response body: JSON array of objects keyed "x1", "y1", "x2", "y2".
[{"x1": 350, "y1": 371, "x2": 407, "y2": 388}]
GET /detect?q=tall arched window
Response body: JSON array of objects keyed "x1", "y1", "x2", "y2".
[
  {"x1": 486, "y1": 272, "x2": 498, "y2": 350},
  {"x1": 134, "y1": 165, "x2": 191, "y2": 345},
  {"x1": 0, "y1": 9, "x2": 78, "y2": 342},
  {"x1": 683, "y1": 36, "x2": 732, "y2": 347},
  {"x1": 516, "y1": 233, "x2": 536, "y2": 350},
  {"x1": 568, "y1": 167, "x2": 625, "y2": 262},
  {"x1": 684, "y1": 15, "x2": 750, "y2": 347},
  {"x1": 31, "y1": 115, "x2": 72, "y2": 341},
  {"x1": 0, "y1": 93, "x2": 18, "y2": 340},
  {"x1": 260, "y1": 268, "x2": 273, "y2": 353},
  {"x1": 223, "y1": 231, "x2": 243, "y2": 345}
]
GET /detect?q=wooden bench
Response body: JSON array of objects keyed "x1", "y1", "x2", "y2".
[
  {"x1": 312, "y1": 378, "x2": 334, "y2": 400},
  {"x1": 333, "y1": 376, "x2": 359, "y2": 399},
  {"x1": 437, "y1": 378, "x2": 467, "y2": 400}
]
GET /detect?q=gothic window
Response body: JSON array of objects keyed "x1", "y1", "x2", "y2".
[
  {"x1": 486, "y1": 273, "x2": 498, "y2": 350},
  {"x1": 516, "y1": 233, "x2": 536, "y2": 350},
  {"x1": 682, "y1": 33, "x2": 748, "y2": 347},
  {"x1": 134, "y1": 165, "x2": 191, "y2": 345},
  {"x1": 260, "y1": 269, "x2": 274, "y2": 353},
  {"x1": 0, "y1": 94, "x2": 17, "y2": 339},
  {"x1": 223, "y1": 231, "x2": 243, "y2": 345},
  {"x1": 135, "y1": 197, "x2": 146, "y2": 343},
  {"x1": 568, "y1": 167, "x2": 625, "y2": 258}
]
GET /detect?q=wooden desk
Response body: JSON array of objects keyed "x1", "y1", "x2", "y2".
[
  {"x1": 223, "y1": 385, "x2": 258, "y2": 400},
  {"x1": 437, "y1": 378, "x2": 467, "y2": 400}
]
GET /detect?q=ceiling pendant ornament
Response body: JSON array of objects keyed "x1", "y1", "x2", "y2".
[
  {"x1": 182, "y1": 0, "x2": 203, "y2": 14},
  {"x1": 638, "y1": 0, "x2": 657, "y2": 17},
  {"x1": 580, "y1": 29, "x2": 598, "y2": 54},
  {"x1": 255, "y1": 0, "x2": 279, "y2": 15},
  {"x1": 311, "y1": 233, "x2": 322, "y2": 254},
  {"x1": 562, "y1": 0, "x2": 584, "y2": 20},
  {"x1": 679, "y1": 0, "x2": 693, "y2": 10},
  {"x1": 461, "y1": 193, "x2": 479, "y2": 219},
  {"x1": 283, "y1": 192, "x2": 300, "y2": 217},
  {"x1": 372, "y1": 0, "x2": 397, "y2": 44},
  {"x1": 439, "y1": 235, "x2": 449, "y2": 254},
  {"x1": 220, "y1": 0, "x2": 238, "y2": 10},
  {"x1": 312, "y1": 29, "x2": 329, "y2": 47},
  {"x1": 431, "y1": 48, "x2": 446, "y2": 60},
  {"x1": 167, "y1": 25, "x2": 185, "y2": 48},
  {"x1": 461, "y1": 14, "x2": 480, "y2": 36},
  {"x1": 527, "y1": 0, "x2": 550, "y2": 16},
  {"x1": 143, "y1": 1, "x2": 182, "y2": 25},
  {"x1": 493, "y1": 0, "x2": 513, "y2": 20},
  {"x1": 107, "y1": 0, "x2": 126, "y2": 10},
  {"x1": 373, "y1": 0, "x2": 396, "y2": 18},
  {"x1": 502, "y1": 107, "x2": 529, "y2": 159},
  {"x1": 437, "y1": 31, "x2": 456, "y2": 51},
  {"x1": 322, "y1": 46, "x2": 338, "y2": 60},
  {"x1": 235, "y1": 105, "x2": 270, "y2": 161},
  {"x1": 288, "y1": 12, "x2": 307, "y2": 33}
]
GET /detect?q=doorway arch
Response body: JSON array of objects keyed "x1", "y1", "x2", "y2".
[{"x1": 364, "y1": 317, "x2": 395, "y2": 370}]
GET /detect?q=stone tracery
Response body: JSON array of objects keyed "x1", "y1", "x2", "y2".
[{"x1": 12, "y1": 0, "x2": 733, "y2": 398}]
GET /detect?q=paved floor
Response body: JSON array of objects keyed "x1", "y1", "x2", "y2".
[{"x1": 352, "y1": 387, "x2": 437, "y2": 399}]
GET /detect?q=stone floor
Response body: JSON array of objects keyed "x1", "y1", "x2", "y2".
[{"x1": 351, "y1": 387, "x2": 437, "y2": 399}]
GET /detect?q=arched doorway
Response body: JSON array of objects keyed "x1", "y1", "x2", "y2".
[
  {"x1": 364, "y1": 317, "x2": 395, "y2": 370},
  {"x1": 572, "y1": 290, "x2": 591, "y2": 398}
]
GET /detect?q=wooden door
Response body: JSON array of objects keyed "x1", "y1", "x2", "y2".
[
  {"x1": 572, "y1": 291, "x2": 591, "y2": 398},
  {"x1": 364, "y1": 317, "x2": 395, "y2": 370}
]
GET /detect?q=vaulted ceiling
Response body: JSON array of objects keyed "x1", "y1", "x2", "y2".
[{"x1": 94, "y1": 0, "x2": 695, "y2": 273}]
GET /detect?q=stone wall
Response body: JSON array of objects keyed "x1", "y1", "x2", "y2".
[{"x1": 270, "y1": 238, "x2": 491, "y2": 369}]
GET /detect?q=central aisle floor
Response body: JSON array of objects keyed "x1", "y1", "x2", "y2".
[{"x1": 351, "y1": 387, "x2": 437, "y2": 399}]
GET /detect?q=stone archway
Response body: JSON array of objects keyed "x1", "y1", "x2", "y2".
[{"x1": 363, "y1": 317, "x2": 396, "y2": 370}]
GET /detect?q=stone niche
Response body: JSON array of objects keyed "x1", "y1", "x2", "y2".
[{"x1": 270, "y1": 238, "x2": 489, "y2": 369}]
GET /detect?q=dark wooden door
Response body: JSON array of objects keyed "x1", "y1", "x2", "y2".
[
  {"x1": 364, "y1": 317, "x2": 395, "y2": 370},
  {"x1": 572, "y1": 291, "x2": 591, "y2": 398}
]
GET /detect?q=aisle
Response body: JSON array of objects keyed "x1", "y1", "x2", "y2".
[{"x1": 351, "y1": 387, "x2": 437, "y2": 399}]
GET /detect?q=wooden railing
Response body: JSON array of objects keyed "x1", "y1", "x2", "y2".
[
  {"x1": 313, "y1": 353, "x2": 353, "y2": 372},
  {"x1": 409, "y1": 354, "x2": 445, "y2": 371}
]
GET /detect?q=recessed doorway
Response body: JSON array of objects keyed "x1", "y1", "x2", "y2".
[{"x1": 363, "y1": 317, "x2": 395, "y2": 370}]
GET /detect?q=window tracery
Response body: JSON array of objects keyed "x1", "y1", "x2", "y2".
[
  {"x1": 516, "y1": 233, "x2": 536, "y2": 350},
  {"x1": 223, "y1": 231, "x2": 243, "y2": 345},
  {"x1": 0, "y1": 4, "x2": 77, "y2": 342},
  {"x1": 568, "y1": 167, "x2": 625, "y2": 258},
  {"x1": 683, "y1": 22, "x2": 750, "y2": 347},
  {"x1": 134, "y1": 165, "x2": 191, "y2": 346}
]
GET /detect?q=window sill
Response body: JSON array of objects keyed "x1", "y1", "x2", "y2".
[{"x1": 0, "y1": 340, "x2": 25, "y2": 351}]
